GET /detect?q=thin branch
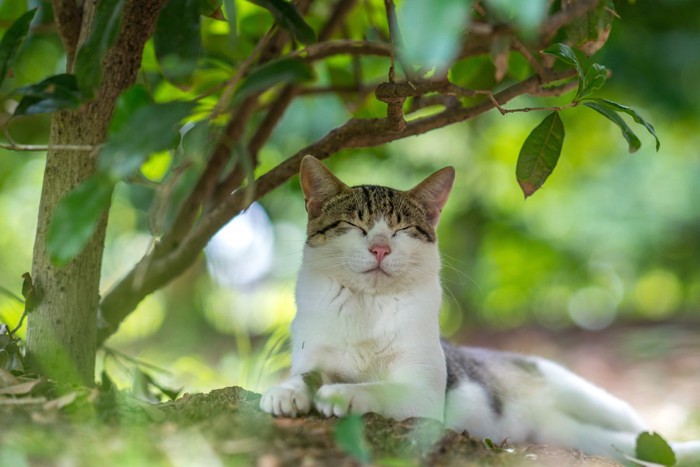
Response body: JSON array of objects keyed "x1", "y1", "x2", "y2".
[
  {"x1": 210, "y1": 28, "x2": 276, "y2": 120},
  {"x1": 317, "y1": 0, "x2": 358, "y2": 41},
  {"x1": 511, "y1": 38, "x2": 548, "y2": 78},
  {"x1": 103, "y1": 346, "x2": 173, "y2": 375},
  {"x1": 291, "y1": 39, "x2": 392, "y2": 61},
  {"x1": 297, "y1": 84, "x2": 376, "y2": 96},
  {"x1": 0, "y1": 285, "x2": 24, "y2": 304},
  {"x1": 383, "y1": 0, "x2": 414, "y2": 81},
  {"x1": 0, "y1": 142, "x2": 96, "y2": 152},
  {"x1": 531, "y1": 79, "x2": 579, "y2": 97},
  {"x1": 497, "y1": 102, "x2": 579, "y2": 114}
]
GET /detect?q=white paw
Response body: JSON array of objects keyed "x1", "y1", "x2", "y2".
[
  {"x1": 314, "y1": 384, "x2": 375, "y2": 418},
  {"x1": 260, "y1": 385, "x2": 311, "y2": 418}
]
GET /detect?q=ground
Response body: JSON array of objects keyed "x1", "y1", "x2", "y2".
[
  {"x1": 1, "y1": 323, "x2": 697, "y2": 466},
  {"x1": 1, "y1": 383, "x2": 618, "y2": 466}
]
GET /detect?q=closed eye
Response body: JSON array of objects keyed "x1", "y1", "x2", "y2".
[
  {"x1": 393, "y1": 225, "x2": 433, "y2": 242},
  {"x1": 342, "y1": 220, "x2": 367, "y2": 236},
  {"x1": 392, "y1": 226, "x2": 414, "y2": 237}
]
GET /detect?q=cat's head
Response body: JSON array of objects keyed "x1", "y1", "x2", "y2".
[{"x1": 299, "y1": 156, "x2": 454, "y2": 294}]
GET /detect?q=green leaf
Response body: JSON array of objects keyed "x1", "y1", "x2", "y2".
[
  {"x1": 0, "y1": 8, "x2": 37, "y2": 89},
  {"x1": 589, "y1": 98, "x2": 660, "y2": 151},
  {"x1": 484, "y1": 0, "x2": 547, "y2": 36},
  {"x1": 109, "y1": 85, "x2": 153, "y2": 134},
  {"x1": 198, "y1": 0, "x2": 221, "y2": 16},
  {"x1": 516, "y1": 111, "x2": 565, "y2": 198},
  {"x1": 636, "y1": 432, "x2": 676, "y2": 466},
  {"x1": 564, "y1": 0, "x2": 614, "y2": 56},
  {"x1": 99, "y1": 101, "x2": 196, "y2": 178},
  {"x1": 13, "y1": 74, "x2": 84, "y2": 115},
  {"x1": 583, "y1": 100, "x2": 641, "y2": 153},
  {"x1": 542, "y1": 43, "x2": 584, "y2": 81},
  {"x1": 154, "y1": 0, "x2": 202, "y2": 85},
  {"x1": 47, "y1": 174, "x2": 115, "y2": 266},
  {"x1": 249, "y1": 0, "x2": 315, "y2": 44},
  {"x1": 223, "y1": 0, "x2": 237, "y2": 41},
  {"x1": 398, "y1": 0, "x2": 472, "y2": 70},
  {"x1": 576, "y1": 63, "x2": 608, "y2": 100},
  {"x1": 234, "y1": 58, "x2": 313, "y2": 101},
  {"x1": 74, "y1": 0, "x2": 126, "y2": 96},
  {"x1": 334, "y1": 415, "x2": 372, "y2": 465}
]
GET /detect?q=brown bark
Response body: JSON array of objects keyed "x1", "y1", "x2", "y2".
[{"x1": 26, "y1": 0, "x2": 166, "y2": 385}]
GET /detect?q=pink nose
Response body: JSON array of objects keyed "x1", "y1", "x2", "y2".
[{"x1": 369, "y1": 243, "x2": 391, "y2": 262}]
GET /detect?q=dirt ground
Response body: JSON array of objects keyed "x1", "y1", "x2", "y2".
[
  {"x1": 0, "y1": 384, "x2": 619, "y2": 466},
  {"x1": 1, "y1": 323, "x2": 698, "y2": 466}
]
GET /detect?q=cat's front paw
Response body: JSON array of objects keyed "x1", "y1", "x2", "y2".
[
  {"x1": 260, "y1": 385, "x2": 311, "y2": 418},
  {"x1": 314, "y1": 384, "x2": 375, "y2": 418}
]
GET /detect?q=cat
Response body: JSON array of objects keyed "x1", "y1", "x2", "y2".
[{"x1": 260, "y1": 155, "x2": 700, "y2": 463}]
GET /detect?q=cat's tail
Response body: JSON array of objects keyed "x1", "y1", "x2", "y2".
[{"x1": 671, "y1": 440, "x2": 700, "y2": 466}]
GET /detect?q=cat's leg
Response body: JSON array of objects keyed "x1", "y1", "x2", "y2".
[
  {"x1": 259, "y1": 373, "x2": 315, "y2": 417},
  {"x1": 445, "y1": 380, "x2": 641, "y2": 460},
  {"x1": 314, "y1": 379, "x2": 445, "y2": 421}
]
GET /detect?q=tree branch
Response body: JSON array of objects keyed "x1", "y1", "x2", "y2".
[
  {"x1": 292, "y1": 40, "x2": 392, "y2": 61},
  {"x1": 97, "y1": 68, "x2": 575, "y2": 344},
  {"x1": 95, "y1": 0, "x2": 602, "y2": 344},
  {"x1": 52, "y1": 0, "x2": 84, "y2": 69}
]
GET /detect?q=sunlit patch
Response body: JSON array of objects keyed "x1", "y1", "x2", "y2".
[
  {"x1": 567, "y1": 286, "x2": 618, "y2": 331},
  {"x1": 633, "y1": 270, "x2": 681, "y2": 319},
  {"x1": 107, "y1": 294, "x2": 166, "y2": 344},
  {"x1": 204, "y1": 202, "x2": 274, "y2": 288}
]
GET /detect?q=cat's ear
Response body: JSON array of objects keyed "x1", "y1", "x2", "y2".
[
  {"x1": 409, "y1": 167, "x2": 455, "y2": 227},
  {"x1": 300, "y1": 155, "x2": 348, "y2": 217}
]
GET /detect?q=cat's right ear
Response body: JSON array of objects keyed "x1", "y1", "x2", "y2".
[{"x1": 300, "y1": 156, "x2": 347, "y2": 217}]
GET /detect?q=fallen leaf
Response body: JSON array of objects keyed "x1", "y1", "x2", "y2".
[
  {"x1": 0, "y1": 367, "x2": 19, "y2": 387},
  {"x1": 0, "y1": 379, "x2": 41, "y2": 395},
  {"x1": 44, "y1": 391, "x2": 79, "y2": 410}
]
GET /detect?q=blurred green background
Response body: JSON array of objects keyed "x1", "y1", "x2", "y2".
[{"x1": 0, "y1": 0, "x2": 698, "y2": 435}]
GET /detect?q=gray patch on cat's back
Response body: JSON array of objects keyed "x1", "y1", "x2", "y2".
[
  {"x1": 442, "y1": 341, "x2": 504, "y2": 417},
  {"x1": 510, "y1": 356, "x2": 541, "y2": 375}
]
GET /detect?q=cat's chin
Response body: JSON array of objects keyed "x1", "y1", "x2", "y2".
[{"x1": 362, "y1": 266, "x2": 391, "y2": 277}]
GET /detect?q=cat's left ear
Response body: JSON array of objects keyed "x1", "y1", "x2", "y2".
[
  {"x1": 409, "y1": 167, "x2": 455, "y2": 227},
  {"x1": 300, "y1": 155, "x2": 348, "y2": 217}
]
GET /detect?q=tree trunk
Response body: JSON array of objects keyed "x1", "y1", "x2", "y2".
[
  {"x1": 26, "y1": 112, "x2": 109, "y2": 385},
  {"x1": 26, "y1": 0, "x2": 166, "y2": 385}
]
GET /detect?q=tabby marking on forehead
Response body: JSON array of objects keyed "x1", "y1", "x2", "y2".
[{"x1": 306, "y1": 184, "x2": 436, "y2": 246}]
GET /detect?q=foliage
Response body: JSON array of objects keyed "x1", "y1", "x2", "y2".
[
  {"x1": 634, "y1": 432, "x2": 676, "y2": 467},
  {"x1": 334, "y1": 414, "x2": 372, "y2": 464}
]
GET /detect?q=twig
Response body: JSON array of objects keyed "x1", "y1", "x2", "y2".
[
  {"x1": 297, "y1": 84, "x2": 376, "y2": 96},
  {"x1": 290, "y1": 39, "x2": 392, "y2": 61},
  {"x1": 496, "y1": 102, "x2": 579, "y2": 114},
  {"x1": 0, "y1": 285, "x2": 24, "y2": 304},
  {"x1": 0, "y1": 142, "x2": 96, "y2": 152},
  {"x1": 9, "y1": 309, "x2": 28, "y2": 336},
  {"x1": 103, "y1": 346, "x2": 173, "y2": 375},
  {"x1": 210, "y1": 28, "x2": 276, "y2": 120},
  {"x1": 512, "y1": 38, "x2": 548, "y2": 78},
  {"x1": 383, "y1": 0, "x2": 413, "y2": 81}
]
